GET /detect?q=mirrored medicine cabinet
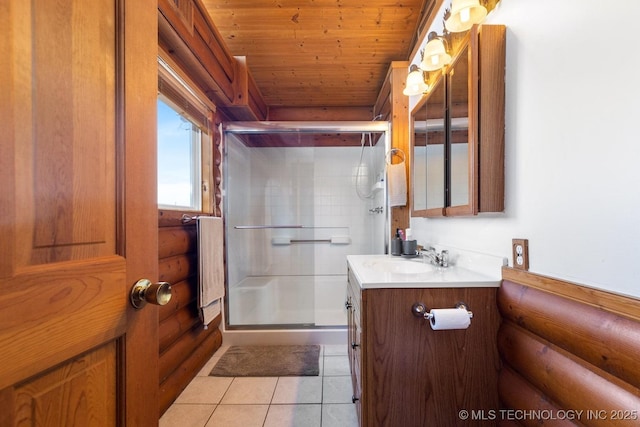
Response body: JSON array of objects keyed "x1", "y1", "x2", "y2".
[{"x1": 410, "y1": 24, "x2": 506, "y2": 217}]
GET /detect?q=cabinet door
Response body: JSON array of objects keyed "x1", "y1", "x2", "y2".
[
  {"x1": 346, "y1": 272, "x2": 362, "y2": 424},
  {"x1": 425, "y1": 75, "x2": 447, "y2": 216},
  {"x1": 410, "y1": 74, "x2": 446, "y2": 217},
  {"x1": 446, "y1": 41, "x2": 478, "y2": 215}
]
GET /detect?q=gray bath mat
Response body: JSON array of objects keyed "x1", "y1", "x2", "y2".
[{"x1": 210, "y1": 345, "x2": 320, "y2": 377}]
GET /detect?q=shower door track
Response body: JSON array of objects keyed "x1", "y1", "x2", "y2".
[{"x1": 222, "y1": 120, "x2": 390, "y2": 135}]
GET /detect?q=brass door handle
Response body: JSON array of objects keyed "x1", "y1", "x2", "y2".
[{"x1": 130, "y1": 279, "x2": 172, "y2": 309}]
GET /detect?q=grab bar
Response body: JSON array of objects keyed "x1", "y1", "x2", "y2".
[
  {"x1": 234, "y1": 225, "x2": 348, "y2": 229},
  {"x1": 272, "y1": 236, "x2": 351, "y2": 245},
  {"x1": 234, "y1": 225, "x2": 304, "y2": 229}
]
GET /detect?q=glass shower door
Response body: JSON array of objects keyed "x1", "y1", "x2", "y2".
[{"x1": 223, "y1": 122, "x2": 389, "y2": 329}]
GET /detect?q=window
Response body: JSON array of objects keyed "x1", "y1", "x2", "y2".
[
  {"x1": 157, "y1": 56, "x2": 213, "y2": 212},
  {"x1": 157, "y1": 97, "x2": 202, "y2": 209}
]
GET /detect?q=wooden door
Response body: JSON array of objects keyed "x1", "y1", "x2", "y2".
[{"x1": 0, "y1": 0, "x2": 158, "y2": 425}]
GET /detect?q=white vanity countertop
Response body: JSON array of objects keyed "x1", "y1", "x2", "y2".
[{"x1": 347, "y1": 253, "x2": 505, "y2": 289}]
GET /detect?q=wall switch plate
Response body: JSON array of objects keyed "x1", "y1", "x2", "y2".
[{"x1": 512, "y1": 239, "x2": 529, "y2": 270}]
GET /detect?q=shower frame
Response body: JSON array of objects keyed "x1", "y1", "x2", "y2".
[{"x1": 221, "y1": 121, "x2": 391, "y2": 332}]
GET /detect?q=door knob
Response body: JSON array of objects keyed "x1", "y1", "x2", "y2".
[{"x1": 130, "y1": 279, "x2": 172, "y2": 309}]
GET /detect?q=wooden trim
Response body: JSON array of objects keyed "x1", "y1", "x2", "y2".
[
  {"x1": 0, "y1": 0, "x2": 14, "y2": 278},
  {"x1": 122, "y1": 1, "x2": 160, "y2": 424},
  {"x1": 247, "y1": 63, "x2": 268, "y2": 120},
  {"x1": 445, "y1": 30, "x2": 477, "y2": 216},
  {"x1": 478, "y1": 24, "x2": 506, "y2": 212},
  {"x1": 410, "y1": 72, "x2": 448, "y2": 218},
  {"x1": 157, "y1": 58, "x2": 215, "y2": 126},
  {"x1": 502, "y1": 267, "x2": 640, "y2": 322},
  {"x1": 385, "y1": 61, "x2": 411, "y2": 242}
]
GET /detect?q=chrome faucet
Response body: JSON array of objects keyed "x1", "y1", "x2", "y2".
[{"x1": 420, "y1": 247, "x2": 449, "y2": 267}]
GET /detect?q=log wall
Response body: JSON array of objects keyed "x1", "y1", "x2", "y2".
[
  {"x1": 497, "y1": 267, "x2": 640, "y2": 427},
  {"x1": 157, "y1": 210, "x2": 223, "y2": 416},
  {"x1": 158, "y1": 0, "x2": 267, "y2": 120}
]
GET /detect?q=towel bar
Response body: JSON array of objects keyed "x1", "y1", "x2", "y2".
[{"x1": 234, "y1": 225, "x2": 348, "y2": 229}]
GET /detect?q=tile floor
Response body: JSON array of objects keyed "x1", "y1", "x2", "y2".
[{"x1": 160, "y1": 344, "x2": 358, "y2": 427}]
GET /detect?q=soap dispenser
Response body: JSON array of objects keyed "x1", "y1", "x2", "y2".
[{"x1": 391, "y1": 229, "x2": 402, "y2": 256}]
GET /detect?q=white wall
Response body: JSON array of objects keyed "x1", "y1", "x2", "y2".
[{"x1": 409, "y1": 0, "x2": 640, "y2": 296}]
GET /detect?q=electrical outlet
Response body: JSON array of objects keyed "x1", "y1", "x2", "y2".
[{"x1": 512, "y1": 238, "x2": 529, "y2": 270}]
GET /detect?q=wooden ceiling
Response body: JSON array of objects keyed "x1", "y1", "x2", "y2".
[{"x1": 201, "y1": 0, "x2": 436, "y2": 112}]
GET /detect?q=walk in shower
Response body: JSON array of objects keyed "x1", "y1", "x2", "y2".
[{"x1": 223, "y1": 122, "x2": 389, "y2": 332}]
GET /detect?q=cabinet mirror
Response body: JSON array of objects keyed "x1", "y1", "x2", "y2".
[
  {"x1": 447, "y1": 42, "x2": 475, "y2": 215},
  {"x1": 409, "y1": 24, "x2": 505, "y2": 218},
  {"x1": 410, "y1": 74, "x2": 446, "y2": 217}
]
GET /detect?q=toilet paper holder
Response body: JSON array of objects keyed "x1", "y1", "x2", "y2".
[{"x1": 411, "y1": 301, "x2": 474, "y2": 321}]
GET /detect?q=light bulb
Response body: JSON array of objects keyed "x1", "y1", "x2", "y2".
[
  {"x1": 460, "y1": 7, "x2": 471, "y2": 23},
  {"x1": 430, "y1": 55, "x2": 439, "y2": 66}
]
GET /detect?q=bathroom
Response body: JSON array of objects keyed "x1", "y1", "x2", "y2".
[
  {"x1": 3, "y1": 0, "x2": 640, "y2": 426},
  {"x1": 160, "y1": 0, "x2": 640, "y2": 424}
]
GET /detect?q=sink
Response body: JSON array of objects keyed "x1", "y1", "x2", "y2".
[
  {"x1": 362, "y1": 258, "x2": 437, "y2": 274},
  {"x1": 348, "y1": 254, "x2": 505, "y2": 289}
]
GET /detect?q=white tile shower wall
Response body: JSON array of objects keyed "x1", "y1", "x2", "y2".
[
  {"x1": 226, "y1": 136, "x2": 253, "y2": 286},
  {"x1": 240, "y1": 145, "x2": 385, "y2": 277},
  {"x1": 371, "y1": 139, "x2": 387, "y2": 252}
]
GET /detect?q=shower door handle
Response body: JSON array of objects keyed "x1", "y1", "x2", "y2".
[{"x1": 130, "y1": 279, "x2": 172, "y2": 309}]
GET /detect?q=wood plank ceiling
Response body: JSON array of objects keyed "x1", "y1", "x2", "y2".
[{"x1": 201, "y1": 0, "x2": 435, "y2": 115}]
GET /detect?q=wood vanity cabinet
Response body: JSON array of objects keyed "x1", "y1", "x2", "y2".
[
  {"x1": 347, "y1": 266, "x2": 501, "y2": 426},
  {"x1": 346, "y1": 268, "x2": 363, "y2": 418}
]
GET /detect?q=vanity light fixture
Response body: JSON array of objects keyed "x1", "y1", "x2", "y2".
[
  {"x1": 403, "y1": 32, "x2": 451, "y2": 96},
  {"x1": 420, "y1": 32, "x2": 452, "y2": 72},
  {"x1": 445, "y1": 0, "x2": 487, "y2": 33},
  {"x1": 403, "y1": 64, "x2": 429, "y2": 96}
]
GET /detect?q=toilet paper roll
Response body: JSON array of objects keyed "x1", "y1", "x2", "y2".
[{"x1": 429, "y1": 308, "x2": 471, "y2": 330}]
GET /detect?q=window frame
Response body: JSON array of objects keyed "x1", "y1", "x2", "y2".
[{"x1": 157, "y1": 51, "x2": 215, "y2": 214}]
